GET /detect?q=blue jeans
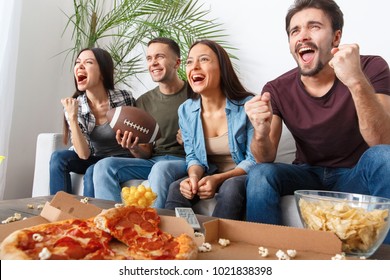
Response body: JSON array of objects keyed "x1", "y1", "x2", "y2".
[
  {"x1": 165, "y1": 175, "x2": 247, "y2": 220},
  {"x1": 246, "y1": 145, "x2": 390, "y2": 244},
  {"x1": 92, "y1": 155, "x2": 186, "y2": 208},
  {"x1": 49, "y1": 150, "x2": 102, "y2": 195}
]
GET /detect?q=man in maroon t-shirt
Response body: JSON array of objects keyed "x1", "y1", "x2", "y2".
[{"x1": 244, "y1": 0, "x2": 390, "y2": 244}]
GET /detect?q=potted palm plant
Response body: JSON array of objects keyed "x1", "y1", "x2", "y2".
[{"x1": 61, "y1": 0, "x2": 234, "y2": 86}]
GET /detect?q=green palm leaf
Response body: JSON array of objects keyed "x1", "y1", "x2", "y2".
[{"x1": 61, "y1": 0, "x2": 236, "y2": 87}]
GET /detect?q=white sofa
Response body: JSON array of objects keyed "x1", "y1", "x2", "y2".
[{"x1": 32, "y1": 125, "x2": 303, "y2": 227}]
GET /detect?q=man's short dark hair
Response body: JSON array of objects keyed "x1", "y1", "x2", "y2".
[
  {"x1": 285, "y1": 0, "x2": 344, "y2": 35},
  {"x1": 148, "y1": 37, "x2": 181, "y2": 58}
]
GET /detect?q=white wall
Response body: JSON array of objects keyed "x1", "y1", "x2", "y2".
[
  {"x1": 202, "y1": 0, "x2": 390, "y2": 94},
  {"x1": 4, "y1": 0, "x2": 390, "y2": 199},
  {"x1": 4, "y1": 0, "x2": 74, "y2": 199}
]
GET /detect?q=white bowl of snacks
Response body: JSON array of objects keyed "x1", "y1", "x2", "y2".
[{"x1": 294, "y1": 190, "x2": 390, "y2": 258}]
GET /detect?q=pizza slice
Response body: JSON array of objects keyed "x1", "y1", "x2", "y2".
[
  {"x1": 0, "y1": 218, "x2": 127, "y2": 260},
  {"x1": 94, "y1": 206, "x2": 198, "y2": 260}
]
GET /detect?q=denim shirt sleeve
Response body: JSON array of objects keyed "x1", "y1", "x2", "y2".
[
  {"x1": 235, "y1": 121, "x2": 256, "y2": 173},
  {"x1": 178, "y1": 100, "x2": 208, "y2": 172},
  {"x1": 227, "y1": 96, "x2": 256, "y2": 173}
]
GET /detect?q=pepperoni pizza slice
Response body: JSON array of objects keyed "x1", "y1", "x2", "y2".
[
  {"x1": 0, "y1": 218, "x2": 127, "y2": 260},
  {"x1": 94, "y1": 206, "x2": 198, "y2": 260}
]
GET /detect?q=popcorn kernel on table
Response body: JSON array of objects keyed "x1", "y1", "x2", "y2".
[
  {"x1": 218, "y1": 238, "x2": 230, "y2": 247},
  {"x1": 258, "y1": 246, "x2": 269, "y2": 257},
  {"x1": 198, "y1": 242, "x2": 212, "y2": 253}
]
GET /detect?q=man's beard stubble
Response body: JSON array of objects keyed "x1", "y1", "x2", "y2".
[{"x1": 299, "y1": 60, "x2": 326, "y2": 77}]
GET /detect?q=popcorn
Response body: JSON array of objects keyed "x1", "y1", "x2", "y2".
[
  {"x1": 38, "y1": 247, "x2": 52, "y2": 260},
  {"x1": 27, "y1": 204, "x2": 34, "y2": 209},
  {"x1": 32, "y1": 233, "x2": 44, "y2": 242},
  {"x1": 274, "y1": 249, "x2": 297, "y2": 260},
  {"x1": 198, "y1": 242, "x2": 212, "y2": 253},
  {"x1": 258, "y1": 246, "x2": 269, "y2": 257},
  {"x1": 286, "y1": 249, "x2": 297, "y2": 258},
  {"x1": 331, "y1": 252, "x2": 346, "y2": 260},
  {"x1": 194, "y1": 232, "x2": 204, "y2": 238},
  {"x1": 2, "y1": 213, "x2": 22, "y2": 224},
  {"x1": 114, "y1": 203, "x2": 124, "y2": 208},
  {"x1": 37, "y1": 204, "x2": 45, "y2": 210},
  {"x1": 276, "y1": 249, "x2": 290, "y2": 260},
  {"x1": 218, "y1": 238, "x2": 230, "y2": 247},
  {"x1": 80, "y1": 197, "x2": 89, "y2": 204}
]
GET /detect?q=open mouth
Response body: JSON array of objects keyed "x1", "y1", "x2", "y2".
[
  {"x1": 152, "y1": 69, "x2": 161, "y2": 73},
  {"x1": 191, "y1": 74, "x2": 205, "y2": 83},
  {"x1": 77, "y1": 74, "x2": 87, "y2": 82},
  {"x1": 298, "y1": 47, "x2": 315, "y2": 63}
]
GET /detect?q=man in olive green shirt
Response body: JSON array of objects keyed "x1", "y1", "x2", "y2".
[{"x1": 92, "y1": 38, "x2": 187, "y2": 208}]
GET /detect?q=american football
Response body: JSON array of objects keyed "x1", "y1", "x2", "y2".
[{"x1": 106, "y1": 106, "x2": 161, "y2": 144}]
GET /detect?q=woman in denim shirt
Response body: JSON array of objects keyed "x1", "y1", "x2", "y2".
[{"x1": 165, "y1": 40, "x2": 256, "y2": 220}]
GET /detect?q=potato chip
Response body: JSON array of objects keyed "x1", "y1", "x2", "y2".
[{"x1": 298, "y1": 198, "x2": 389, "y2": 254}]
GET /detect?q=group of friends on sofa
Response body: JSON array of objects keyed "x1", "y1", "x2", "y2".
[{"x1": 49, "y1": 0, "x2": 390, "y2": 244}]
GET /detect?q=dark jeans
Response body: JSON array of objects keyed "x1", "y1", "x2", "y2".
[
  {"x1": 246, "y1": 145, "x2": 390, "y2": 244},
  {"x1": 165, "y1": 175, "x2": 247, "y2": 220},
  {"x1": 49, "y1": 149, "x2": 103, "y2": 196}
]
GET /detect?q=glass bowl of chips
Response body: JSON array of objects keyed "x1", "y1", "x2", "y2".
[{"x1": 294, "y1": 190, "x2": 390, "y2": 258}]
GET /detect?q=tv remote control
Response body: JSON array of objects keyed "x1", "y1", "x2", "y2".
[{"x1": 175, "y1": 207, "x2": 201, "y2": 229}]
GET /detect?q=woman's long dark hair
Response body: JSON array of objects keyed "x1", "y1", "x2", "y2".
[
  {"x1": 63, "y1": 47, "x2": 115, "y2": 144},
  {"x1": 186, "y1": 39, "x2": 254, "y2": 101}
]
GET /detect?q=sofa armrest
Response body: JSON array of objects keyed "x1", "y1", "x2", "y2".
[{"x1": 32, "y1": 133, "x2": 69, "y2": 197}]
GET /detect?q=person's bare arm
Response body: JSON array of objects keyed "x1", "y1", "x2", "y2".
[
  {"x1": 244, "y1": 93, "x2": 282, "y2": 162},
  {"x1": 330, "y1": 44, "x2": 390, "y2": 145},
  {"x1": 197, "y1": 167, "x2": 246, "y2": 199},
  {"x1": 180, "y1": 165, "x2": 205, "y2": 199}
]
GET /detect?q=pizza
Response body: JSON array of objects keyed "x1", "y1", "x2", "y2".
[
  {"x1": 0, "y1": 206, "x2": 198, "y2": 260},
  {"x1": 0, "y1": 218, "x2": 123, "y2": 260},
  {"x1": 94, "y1": 206, "x2": 198, "y2": 260}
]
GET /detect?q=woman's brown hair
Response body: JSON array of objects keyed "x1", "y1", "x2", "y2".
[
  {"x1": 186, "y1": 40, "x2": 254, "y2": 101},
  {"x1": 62, "y1": 47, "x2": 115, "y2": 145}
]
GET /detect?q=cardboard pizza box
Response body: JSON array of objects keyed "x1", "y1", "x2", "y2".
[
  {"x1": 0, "y1": 192, "x2": 100, "y2": 242},
  {"x1": 0, "y1": 191, "x2": 342, "y2": 259},
  {"x1": 0, "y1": 191, "x2": 195, "y2": 243},
  {"x1": 196, "y1": 218, "x2": 343, "y2": 260}
]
